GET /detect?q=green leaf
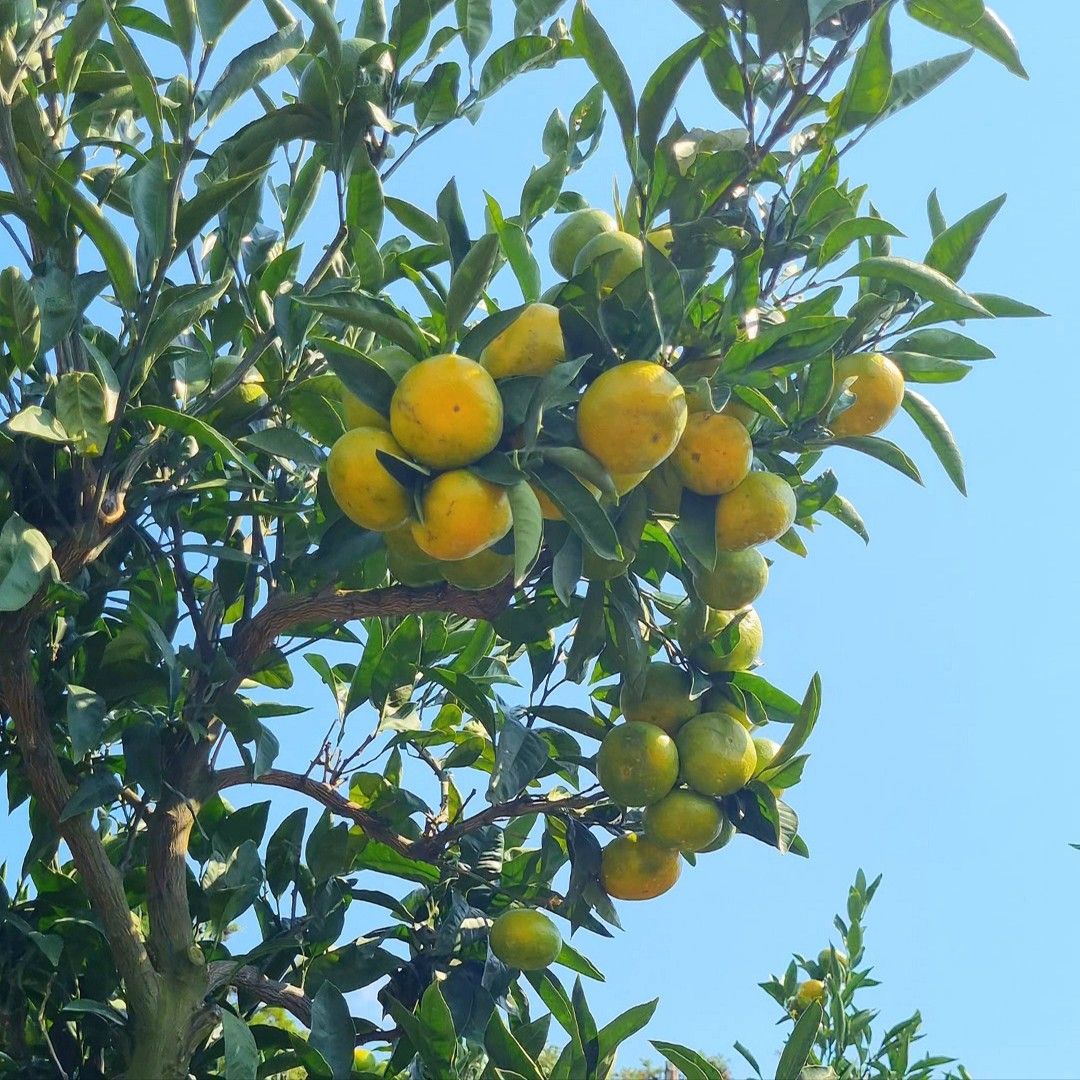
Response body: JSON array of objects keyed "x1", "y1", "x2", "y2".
[
  {"x1": 923, "y1": 193, "x2": 1006, "y2": 281},
  {"x1": 386, "y1": 197, "x2": 442, "y2": 243},
  {"x1": 207, "y1": 22, "x2": 305, "y2": 122},
  {"x1": 639, "y1": 35, "x2": 707, "y2": 161},
  {"x1": 417, "y1": 982, "x2": 457, "y2": 1072},
  {"x1": 60, "y1": 771, "x2": 121, "y2": 821},
  {"x1": 239, "y1": 426, "x2": 321, "y2": 466},
  {"x1": 309, "y1": 982, "x2": 354, "y2": 1080},
  {"x1": 221, "y1": 1010, "x2": 259, "y2": 1080},
  {"x1": 67, "y1": 686, "x2": 107, "y2": 760},
  {"x1": 165, "y1": 0, "x2": 196, "y2": 58},
  {"x1": 507, "y1": 480, "x2": 544, "y2": 586},
  {"x1": 902, "y1": 388, "x2": 966, "y2": 494},
  {"x1": 175, "y1": 170, "x2": 264, "y2": 253},
  {"x1": 818, "y1": 217, "x2": 903, "y2": 266},
  {"x1": 597, "y1": 999, "x2": 657, "y2": 1062},
  {"x1": 414, "y1": 61, "x2": 461, "y2": 130},
  {"x1": 132, "y1": 405, "x2": 263, "y2": 478},
  {"x1": 894, "y1": 328, "x2": 994, "y2": 359},
  {"x1": 837, "y1": 5, "x2": 892, "y2": 129},
  {"x1": 102, "y1": 5, "x2": 163, "y2": 140},
  {"x1": 572, "y1": 0, "x2": 636, "y2": 154},
  {"x1": 316, "y1": 336, "x2": 398, "y2": 413},
  {"x1": 775, "y1": 1002, "x2": 823, "y2": 1080},
  {"x1": 485, "y1": 194, "x2": 541, "y2": 301},
  {"x1": 299, "y1": 289, "x2": 427, "y2": 358},
  {"x1": 651, "y1": 1041, "x2": 728, "y2": 1080},
  {"x1": 446, "y1": 233, "x2": 500, "y2": 334},
  {"x1": 841, "y1": 256, "x2": 989, "y2": 316},
  {"x1": 56, "y1": 371, "x2": 109, "y2": 455},
  {"x1": 887, "y1": 351, "x2": 970, "y2": 384},
  {"x1": 131, "y1": 156, "x2": 169, "y2": 261},
  {"x1": 530, "y1": 465, "x2": 620, "y2": 561},
  {"x1": 389, "y1": 0, "x2": 431, "y2": 63},
  {"x1": 456, "y1": 0, "x2": 492, "y2": 60},
  {"x1": 196, "y1": 0, "x2": 250, "y2": 43},
  {"x1": 882, "y1": 50, "x2": 971, "y2": 120},
  {"x1": 7, "y1": 405, "x2": 68, "y2": 442},
  {"x1": 904, "y1": 0, "x2": 1027, "y2": 78},
  {"x1": 0, "y1": 514, "x2": 53, "y2": 612},
  {"x1": 485, "y1": 1010, "x2": 544, "y2": 1080},
  {"x1": 488, "y1": 716, "x2": 549, "y2": 803},
  {"x1": 0, "y1": 266, "x2": 41, "y2": 370},
  {"x1": 831, "y1": 435, "x2": 923, "y2": 484},
  {"x1": 759, "y1": 674, "x2": 820, "y2": 780},
  {"x1": 43, "y1": 167, "x2": 137, "y2": 308},
  {"x1": 478, "y1": 35, "x2": 557, "y2": 99},
  {"x1": 293, "y1": 0, "x2": 341, "y2": 63},
  {"x1": 55, "y1": 0, "x2": 107, "y2": 96}
]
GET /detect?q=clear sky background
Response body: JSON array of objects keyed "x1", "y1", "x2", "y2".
[{"x1": 3, "y1": 2, "x2": 1079, "y2": 1076}]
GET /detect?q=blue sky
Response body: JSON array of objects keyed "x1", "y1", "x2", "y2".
[{"x1": 4, "y1": 1, "x2": 1080, "y2": 1076}]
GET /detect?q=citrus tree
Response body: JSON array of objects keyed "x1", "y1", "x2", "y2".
[{"x1": 0, "y1": 0, "x2": 1032, "y2": 1076}]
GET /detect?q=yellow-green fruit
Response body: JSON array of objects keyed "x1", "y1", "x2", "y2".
[
  {"x1": 698, "y1": 813, "x2": 736, "y2": 853},
  {"x1": 480, "y1": 303, "x2": 566, "y2": 379},
  {"x1": 385, "y1": 525, "x2": 443, "y2": 586},
  {"x1": 688, "y1": 606, "x2": 764, "y2": 673},
  {"x1": 643, "y1": 789, "x2": 724, "y2": 852},
  {"x1": 753, "y1": 737, "x2": 781, "y2": 776},
  {"x1": 601, "y1": 833, "x2": 681, "y2": 901},
  {"x1": 829, "y1": 352, "x2": 905, "y2": 437},
  {"x1": 647, "y1": 227, "x2": 675, "y2": 255},
  {"x1": 692, "y1": 548, "x2": 769, "y2": 610},
  {"x1": 619, "y1": 662, "x2": 701, "y2": 735},
  {"x1": 208, "y1": 357, "x2": 267, "y2": 428},
  {"x1": 573, "y1": 230, "x2": 645, "y2": 290},
  {"x1": 577, "y1": 361, "x2": 688, "y2": 474},
  {"x1": 794, "y1": 979, "x2": 826, "y2": 1010},
  {"x1": 819, "y1": 947, "x2": 849, "y2": 969},
  {"x1": 698, "y1": 691, "x2": 753, "y2": 730},
  {"x1": 596, "y1": 721, "x2": 679, "y2": 807},
  {"x1": 676, "y1": 712, "x2": 757, "y2": 797},
  {"x1": 715, "y1": 472, "x2": 797, "y2": 551},
  {"x1": 645, "y1": 458, "x2": 684, "y2": 515},
  {"x1": 411, "y1": 471, "x2": 512, "y2": 562},
  {"x1": 441, "y1": 548, "x2": 513, "y2": 590},
  {"x1": 390, "y1": 354, "x2": 503, "y2": 468},
  {"x1": 341, "y1": 387, "x2": 390, "y2": 431},
  {"x1": 326, "y1": 428, "x2": 412, "y2": 532},
  {"x1": 672, "y1": 412, "x2": 753, "y2": 496},
  {"x1": 353, "y1": 1047, "x2": 378, "y2": 1074},
  {"x1": 489, "y1": 908, "x2": 563, "y2": 971},
  {"x1": 298, "y1": 56, "x2": 336, "y2": 113},
  {"x1": 612, "y1": 470, "x2": 649, "y2": 495},
  {"x1": 550, "y1": 208, "x2": 618, "y2": 278}
]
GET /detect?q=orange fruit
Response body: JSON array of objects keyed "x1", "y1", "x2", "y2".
[
  {"x1": 577, "y1": 361, "x2": 687, "y2": 474},
  {"x1": 326, "y1": 427, "x2": 412, "y2": 532},
  {"x1": 829, "y1": 353, "x2": 905, "y2": 437},
  {"x1": 644, "y1": 789, "x2": 724, "y2": 852},
  {"x1": 619, "y1": 662, "x2": 701, "y2": 735},
  {"x1": 601, "y1": 833, "x2": 681, "y2": 901},
  {"x1": 411, "y1": 471, "x2": 512, "y2": 561},
  {"x1": 676, "y1": 712, "x2": 757, "y2": 797},
  {"x1": 715, "y1": 472, "x2": 796, "y2": 551},
  {"x1": 672, "y1": 412, "x2": 753, "y2": 496},
  {"x1": 489, "y1": 908, "x2": 562, "y2": 970},
  {"x1": 390, "y1": 353, "x2": 503, "y2": 468},
  {"x1": 480, "y1": 303, "x2": 566, "y2": 379},
  {"x1": 596, "y1": 721, "x2": 679, "y2": 807}
]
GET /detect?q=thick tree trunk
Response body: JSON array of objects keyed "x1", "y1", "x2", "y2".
[{"x1": 124, "y1": 971, "x2": 212, "y2": 1080}]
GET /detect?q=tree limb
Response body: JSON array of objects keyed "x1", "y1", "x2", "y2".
[
  {"x1": 212, "y1": 766, "x2": 416, "y2": 856},
  {"x1": 224, "y1": 580, "x2": 513, "y2": 688},
  {"x1": 207, "y1": 963, "x2": 313, "y2": 1027}
]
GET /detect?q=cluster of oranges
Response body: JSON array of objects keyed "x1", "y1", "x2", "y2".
[{"x1": 321, "y1": 204, "x2": 911, "y2": 941}]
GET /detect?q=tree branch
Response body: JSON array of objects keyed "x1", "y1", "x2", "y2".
[
  {"x1": 212, "y1": 766, "x2": 416, "y2": 856},
  {"x1": 410, "y1": 791, "x2": 602, "y2": 861},
  {"x1": 207, "y1": 963, "x2": 313, "y2": 1027},
  {"x1": 224, "y1": 580, "x2": 513, "y2": 689},
  {"x1": 0, "y1": 641, "x2": 160, "y2": 1025}
]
